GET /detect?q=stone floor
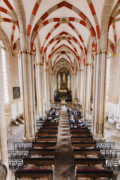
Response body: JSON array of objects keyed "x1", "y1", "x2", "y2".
[
  {"x1": 53, "y1": 110, "x2": 76, "y2": 180},
  {"x1": 7, "y1": 124, "x2": 24, "y2": 150},
  {"x1": 104, "y1": 121, "x2": 120, "y2": 149}
]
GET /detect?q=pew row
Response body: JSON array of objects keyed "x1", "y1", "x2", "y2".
[
  {"x1": 15, "y1": 169, "x2": 53, "y2": 180},
  {"x1": 38, "y1": 128, "x2": 57, "y2": 133},
  {"x1": 75, "y1": 158, "x2": 105, "y2": 166},
  {"x1": 76, "y1": 169, "x2": 113, "y2": 179},
  {"x1": 23, "y1": 157, "x2": 54, "y2": 166},
  {"x1": 72, "y1": 142, "x2": 96, "y2": 148},
  {"x1": 35, "y1": 136, "x2": 57, "y2": 142},
  {"x1": 71, "y1": 136, "x2": 93, "y2": 142},
  {"x1": 29, "y1": 148, "x2": 55, "y2": 156},
  {"x1": 32, "y1": 142, "x2": 56, "y2": 149},
  {"x1": 73, "y1": 148, "x2": 100, "y2": 156}
]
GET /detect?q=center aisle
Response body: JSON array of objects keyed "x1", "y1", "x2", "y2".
[{"x1": 53, "y1": 109, "x2": 76, "y2": 180}]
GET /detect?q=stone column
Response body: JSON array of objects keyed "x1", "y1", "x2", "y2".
[
  {"x1": 79, "y1": 59, "x2": 84, "y2": 104},
  {"x1": 32, "y1": 57, "x2": 36, "y2": 134},
  {"x1": 21, "y1": 51, "x2": 35, "y2": 142},
  {"x1": 41, "y1": 65, "x2": 45, "y2": 118},
  {"x1": 71, "y1": 74, "x2": 75, "y2": 102},
  {"x1": 76, "y1": 71, "x2": 80, "y2": 100},
  {"x1": 46, "y1": 69, "x2": 50, "y2": 110},
  {"x1": 90, "y1": 61, "x2": 94, "y2": 104},
  {"x1": 92, "y1": 54, "x2": 99, "y2": 137},
  {"x1": 35, "y1": 41, "x2": 43, "y2": 118},
  {"x1": 43, "y1": 64, "x2": 48, "y2": 113},
  {"x1": 36, "y1": 63, "x2": 43, "y2": 118},
  {"x1": 0, "y1": 48, "x2": 8, "y2": 168},
  {"x1": 82, "y1": 65, "x2": 86, "y2": 117},
  {"x1": 84, "y1": 62, "x2": 92, "y2": 119},
  {"x1": 74, "y1": 74, "x2": 77, "y2": 99},
  {"x1": 50, "y1": 74, "x2": 54, "y2": 103},
  {"x1": 79, "y1": 69, "x2": 84, "y2": 113},
  {"x1": 93, "y1": 50, "x2": 107, "y2": 140}
]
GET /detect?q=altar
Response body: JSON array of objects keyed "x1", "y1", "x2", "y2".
[{"x1": 54, "y1": 68, "x2": 72, "y2": 102}]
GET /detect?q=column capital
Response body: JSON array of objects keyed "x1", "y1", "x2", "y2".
[
  {"x1": 84, "y1": 63, "x2": 91, "y2": 66},
  {"x1": 20, "y1": 49, "x2": 35, "y2": 55},
  {"x1": 35, "y1": 62, "x2": 43, "y2": 66},
  {"x1": 92, "y1": 49, "x2": 108, "y2": 55}
]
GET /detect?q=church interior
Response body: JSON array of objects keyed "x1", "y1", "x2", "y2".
[{"x1": 1, "y1": 0, "x2": 120, "y2": 179}]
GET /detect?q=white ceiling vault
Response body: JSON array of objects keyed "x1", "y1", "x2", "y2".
[{"x1": 0, "y1": 0, "x2": 119, "y2": 72}]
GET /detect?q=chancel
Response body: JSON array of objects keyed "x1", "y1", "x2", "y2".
[
  {"x1": 0, "y1": 0, "x2": 120, "y2": 180},
  {"x1": 54, "y1": 67, "x2": 72, "y2": 102}
]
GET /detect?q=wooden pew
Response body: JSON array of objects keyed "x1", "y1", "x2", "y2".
[
  {"x1": 42, "y1": 125, "x2": 58, "y2": 128},
  {"x1": 42, "y1": 122, "x2": 58, "y2": 125},
  {"x1": 76, "y1": 169, "x2": 113, "y2": 179},
  {"x1": 32, "y1": 142, "x2": 56, "y2": 149},
  {"x1": 71, "y1": 136, "x2": 93, "y2": 142},
  {"x1": 73, "y1": 148, "x2": 100, "y2": 156},
  {"x1": 35, "y1": 136, "x2": 57, "y2": 142},
  {"x1": 23, "y1": 157, "x2": 54, "y2": 166},
  {"x1": 29, "y1": 148, "x2": 55, "y2": 156},
  {"x1": 38, "y1": 128, "x2": 57, "y2": 133},
  {"x1": 71, "y1": 132, "x2": 91, "y2": 136},
  {"x1": 71, "y1": 128, "x2": 90, "y2": 133},
  {"x1": 75, "y1": 158, "x2": 105, "y2": 166},
  {"x1": 37, "y1": 131, "x2": 57, "y2": 136},
  {"x1": 15, "y1": 169, "x2": 53, "y2": 180},
  {"x1": 42, "y1": 124, "x2": 58, "y2": 128},
  {"x1": 72, "y1": 142, "x2": 96, "y2": 148}
]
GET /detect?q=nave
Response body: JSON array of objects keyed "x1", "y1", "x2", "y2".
[{"x1": 7, "y1": 106, "x2": 120, "y2": 180}]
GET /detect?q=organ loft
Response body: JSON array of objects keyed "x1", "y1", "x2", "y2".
[{"x1": 0, "y1": 0, "x2": 120, "y2": 180}]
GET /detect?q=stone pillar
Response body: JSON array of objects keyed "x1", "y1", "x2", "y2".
[
  {"x1": 32, "y1": 58, "x2": 36, "y2": 134},
  {"x1": 43, "y1": 64, "x2": 48, "y2": 113},
  {"x1": 79, "y1": 60, "x2": 84, "y2": 105},
  {"x1": 21, "y1": 51, "x2": 35, "y2": 142},
  {"x1": 89, "y1": 61, "x2": 94, "y2": 125},
  {"x1": 90, "y1": 62, "x2": 94, "y2": 104},
  {"x1": 41, "y1": 66, "x2": 45, "y2": 118},
  {"x1": 76, "y1": 71, "x2": 80, "y2": 100},
  {"x1": 79, "y1": 69, "x2": 84, "y2": 113},
  {"x1": 92, "y1": 54, "x2": 99, "y2": 137},
  {"x1": 46, "y1": 69, "x2": 50, "y2": 110},
  {"x1": 82, "y1": 65, "x2": 86, "y2": 117},
  {"x1": 71, "y1": 74, "x2": 75, "y2": 102},
  {"x1": 74, "y1": 74, "x2": 77, "y2": 99},
  {"x1": 93, "y1": 50, "x2": 107, "y2": 140},
  {"x1": 36, "y1": 63, "x2": 43, "y2": 118},
  {"x1": 0, "y1": 48, "x2": 8, "y2": 168},
  {"x1": 84, "y1": 62, "x2": 92, "y2": 119},
  {"x1": 50, "y1": 74, "x2": 54, "y2": 103}
]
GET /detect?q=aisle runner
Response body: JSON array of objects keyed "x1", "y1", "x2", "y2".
[{"x1": 53, "y1": 110, "x2": 76, "y2": 180}]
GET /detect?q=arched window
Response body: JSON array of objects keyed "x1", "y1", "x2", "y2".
[{"x1": 0, "y1": 41, "x2": 9, "y2": 104}]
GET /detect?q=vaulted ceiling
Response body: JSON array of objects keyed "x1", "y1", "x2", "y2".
[{"x1": 0, "y1": 0, "x2": 119, "y2": 73}]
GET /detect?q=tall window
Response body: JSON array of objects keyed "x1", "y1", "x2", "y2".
[
  {"x1": 1, "y1": 41, "x2": 9, "y2": 104},
  {"x1": 68, "y1": 75, "x2": 71, "y2": 90},
  {"x1": 58, "y1": 74, "x2": 60, "y2": 90}
]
